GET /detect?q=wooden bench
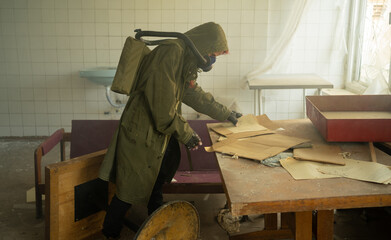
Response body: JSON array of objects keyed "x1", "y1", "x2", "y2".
[{"x1": 34, "y1": 119, "x2": 224, "y2": 218}]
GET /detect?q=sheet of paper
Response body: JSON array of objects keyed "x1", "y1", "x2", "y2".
[
  {"x1": 293, "y1": 144, "x2": 346, "y2": 165},
  {"x1": 207, "y1": 133, "x2": 309, "y2": 162},
  {"x1": 211, "y1": 114, "x2": 268, "y2": 136},
  {"x1": 280, "y1": 157, "x2": 340, "y2": 180},
  {"x1": 317, "y1": 158, "x2": 391, "y2": 184}
]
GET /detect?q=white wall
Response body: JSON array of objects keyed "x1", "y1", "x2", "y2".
[
  {"x1": 259, "y1": 0, "x2": 348, "y2": 120},
  {"x1": 0, "y1": 0, "x2": 347, "y2": 136}
]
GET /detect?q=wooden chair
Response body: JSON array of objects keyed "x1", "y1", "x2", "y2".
[
  {"x1": 34, "y1": 120, "x2": 118, "y2": 219},
  {"x1": 34, "y1": 128, "x2": 69, "y2": 218}
]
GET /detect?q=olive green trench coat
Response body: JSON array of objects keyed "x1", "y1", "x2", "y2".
[{"x1": 99, "y1": 22, "x2": 231, "y2": 205}]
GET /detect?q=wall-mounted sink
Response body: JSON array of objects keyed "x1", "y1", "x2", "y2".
[
  {"x1": 80, "y1": 67, "x2": 126, "y2": 108},
  {"x1": 79, "y1": 67, "x2": 117, "y2": 86}
]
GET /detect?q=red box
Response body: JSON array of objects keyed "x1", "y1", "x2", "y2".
[{"x1": 306, "y1": 95, "x2": 391, "y2": 142}]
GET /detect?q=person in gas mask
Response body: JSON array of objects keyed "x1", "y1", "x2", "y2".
[{"x1": 99, "y1": 22, "x2": 242, "y2": 239}]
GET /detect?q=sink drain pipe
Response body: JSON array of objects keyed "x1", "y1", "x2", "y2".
[{"x1": 106, "y1": 86, "x2": 126, "y2": 108}]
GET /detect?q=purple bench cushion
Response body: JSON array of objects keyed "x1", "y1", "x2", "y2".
[{"x1": 173, "y1": 170, "x2": 221, "y2": 183}]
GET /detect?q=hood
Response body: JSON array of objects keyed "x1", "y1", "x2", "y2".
[{"x1": 184, "y1": 22, "x2": 229, "y2": 57}]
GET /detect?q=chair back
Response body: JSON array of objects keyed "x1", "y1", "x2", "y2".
[{"x1": 39, "y1": 128, "x2": 65, "y2": 156}]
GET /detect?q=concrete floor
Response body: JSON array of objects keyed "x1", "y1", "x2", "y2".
[{"x1": 1, "y1": 138, "x2": 391, "y2": 240}]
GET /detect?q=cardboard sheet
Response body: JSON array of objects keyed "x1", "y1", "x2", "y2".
[
  {"x1": 256, "y1": 114, "x2": 281, "y2": 130},
  {"x1": 293, "y1": 144, "x2": 346, "y2": 165},
  {"x1": 317, "y1": 158, "x2": 391, "y2": 184},
  {"x1": 226, "y1": 130, "x2": 275, "y2": 139},
  {"x1": 280, "y1": 157, "x2": 340, "y2": 180},
  {"x1": 211, "y1": 114, "x2": 269, "y2": 137},
  {"x1": 281, "y1": 157, "x2": 391, "y2": 184},
  {"x1": 206, "y1": 134, "x2": 309, "y2": 162}
]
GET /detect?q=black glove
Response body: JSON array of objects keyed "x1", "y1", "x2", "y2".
[
  {"x1": 185, "y1": 132, "x2": 202, "y2": 150},
  {"x1": 227, "y1": 111, "x2": 243, "y2": 126}
]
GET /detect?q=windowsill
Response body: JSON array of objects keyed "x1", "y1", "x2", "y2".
[
  {"x1": 345, "y1": 81, "x2": 367, "y2": 94},
  {"x1": 321, "y1": 88, "x2": 357, "y2": 95}
]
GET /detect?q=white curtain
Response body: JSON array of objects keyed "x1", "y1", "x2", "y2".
[
  {"x1": 246, "y1": 0, "x2": 313, "y2": 82},
  {"x1": 331, "y1": 0, "x2": 349, "y2": 59},
  {"x1": 361, "y1": 0, "x2": 391, "y2": 94}
]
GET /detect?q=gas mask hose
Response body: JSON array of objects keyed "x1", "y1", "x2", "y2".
[{"x1": 134, "y1": 29, "x2": 212, "y2": 71}]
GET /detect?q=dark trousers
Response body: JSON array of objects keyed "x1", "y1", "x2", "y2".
[
  {"x1": 102, "y1": 137, "x2": 180, "y2": 238},
  {"x1": 102, "y1": 195, "x2": 131, "y2": 238},
  {"x1": 147, "y1": 137, "x2": 180, "y2": 214}
]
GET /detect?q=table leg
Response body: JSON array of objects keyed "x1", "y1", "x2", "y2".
[
  {"x1": 302, "y1": 89, "x2": 306, "y2": 118},
  {"x1": 280, "y1": 211, "x2": 313, "y2": 240},
  {"x1": 317, "y1": 88, "x2": 322, "y2": 95},
  {"x1": 369, "y1": 142, "x2": 377, "y2": 162},
  {"x1": 253, "y1": 89, "x2": 257, "y2": 115},
  {"x1": 264, "y1": 213, "x2": 278, "y2": 230},
  {"x1": 294, "y1": 211, "x2": 312, "y2": 240},
  {"x1": 258, "y1": 89, "x2": 263, "y2": 116},
  {"x1": 315, "y1": 210, "x2": 334, "y2": 240},
  {"x1": 281, "y1": 212, "x2": 290, "y2": 229}
]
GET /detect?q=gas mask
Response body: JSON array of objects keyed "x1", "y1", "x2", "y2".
[{"x1": 201, "y1": 55, "x2": 216, "y2": 72}]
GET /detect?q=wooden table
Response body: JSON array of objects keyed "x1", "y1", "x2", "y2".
[
  {"x1": 248, "y1": 74, "x2": 333, "y2": 117},
  {"x1": 209, "y1": 119, "x2": 391, "y2": 240}
]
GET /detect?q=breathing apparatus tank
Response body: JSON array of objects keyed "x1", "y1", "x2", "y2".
[{"x1": 110, "y1": 29, "x2": 214, "y2": 96}]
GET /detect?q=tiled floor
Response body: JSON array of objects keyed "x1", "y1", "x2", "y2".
[{"x1": 1, "y1": 138, "x2": 391, "y2": 240}]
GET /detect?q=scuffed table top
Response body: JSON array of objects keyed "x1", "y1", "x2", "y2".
[{"x1": 209, "y1": 119, "x2": 391, "y2": 216}]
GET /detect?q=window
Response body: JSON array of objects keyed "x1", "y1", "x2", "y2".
[{"x1": 346, "y1": 0, "x2": 390, "y2": 94}]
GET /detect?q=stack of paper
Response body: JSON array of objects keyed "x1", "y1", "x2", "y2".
[
  {"x1": 206, "y1": 114, "x2": 309, "y2": 163},
  {"x1": 207, "y1": 114, "x2": 391, "y2": 185}
]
